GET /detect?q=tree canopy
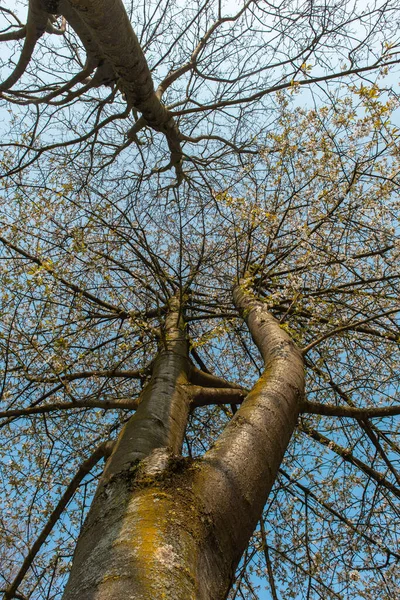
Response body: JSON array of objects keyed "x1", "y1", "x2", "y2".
[{"x1": 1, "y1": 1, "x2": 400, "y2": 598}]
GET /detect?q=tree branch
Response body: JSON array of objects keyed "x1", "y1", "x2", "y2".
[
  {"x1": 300, "y1": 422, "x2": 400, "y2": 499},
  {"x1": 195, "y1": 282, "x2": 304, "y2": 590},
  {"x1": 26, "y1": 368, "x2": 143, "y2": 384},
  {"x1": 0, "y1": 27, "x2": 27, "y2": 42},
  {"x1": 190, "y1": 385, "x2": 246, "y2": 407},
  {"x1": 279, "y1": 468, "x2": 400, "y2": 561},
  {"x1": 0, "y1": 1, "x2": 48, "y2": 92},
  {"x1": 0, "y1": 398, "x2": 138, "y2": 420},
  {"x1": 302, "y1": 400, "x2": 400, "y2": 419},
  {"x1": 58, "y1": 0, "x2": 183, "y2": 180},
  {"x1": 189, "y1": 365, "x2": 245, "y2": 390},
  {"x1": 0, "y1": 235, "x2": 130, "y2": 317},
  {"x1": 3, "y1": 440, "x2": 115, "y2": 600},
  {"x1": 302, "y1": 308, "x2": 400, "y2": 355}
]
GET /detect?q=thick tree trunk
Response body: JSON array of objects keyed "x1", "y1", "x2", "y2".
[{"x1": 62, "y1": 286, "x2": 304, "y2": 600}]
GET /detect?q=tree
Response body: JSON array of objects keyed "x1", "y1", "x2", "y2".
[{"x1": 1, "y1": 0, "x2": 400, "y2": 598}]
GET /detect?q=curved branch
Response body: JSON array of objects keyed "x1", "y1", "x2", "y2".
[
  {"x1": 155, "y1": 0, "x2": 256, "y2": 98},
  {"x1": 173, "y1": 58, "x2": 400, "y2": 116},
  {"x1": 45, "y1": 16, "x2": 66, "y2": 35},
  {"x1": 58, "y1": 0, "x2": 183, "y2": 179},
  {"x1": 0, "y1": 1, "x2": 49, "y2": 92},
  {"x1": 189, "y1": 365, "x2": 245, "y2": 390},
  {"x1": 194, "y1": 283, "x2": 304, "y2": 591},
  {"x1": 38, "y1": 61, "x2": 95, "y2": 104}
]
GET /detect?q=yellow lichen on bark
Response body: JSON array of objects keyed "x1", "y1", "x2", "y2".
[{"x1": 108, "y1": 485, "x2": 199, "y2": 599}]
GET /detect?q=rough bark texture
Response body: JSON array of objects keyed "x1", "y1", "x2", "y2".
[
  {"x1": 62, "y1": 449, "x2": 205, "y2": 600},
  {"x1": 62, "y1": 286, "x2": 305, "y2": 600}
]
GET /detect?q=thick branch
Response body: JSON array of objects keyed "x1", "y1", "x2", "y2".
[
  {"x1": 0, "y1": 1, "x2": 48, "y2": 92},
  {"x1": 59, "y1": 0, "x2": 183, "y2": 179},
  {"x1": 302, "y1": 400, "x2": 400, "y2": 419},
  {"x1": 189, "y1": 365, "x2": 245, "y2": 390},
  {"x1": 57, "y1": 0, "x2": 113, "y2": 84},
  {"x1": 0, "y1": 27, "x2": 27, "y2": 42},
  {"x1": 45, "y1": 15, "x2": 66, "y2": 35},
  {"x1": 190, "y1": 385, "x2": 247, "y2": 407}
]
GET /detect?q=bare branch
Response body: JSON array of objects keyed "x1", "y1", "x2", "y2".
[
  {"x1": 300, "y1": 422, "x2": 400, "y2": 500},
  {"x1": 0, "y1": 398, "x2": 138, "y2": 420},
  {"x1": 26, "y1": 368, "x2": 143, "y2": 384},
  {"x1": 3, "y1": 440, "x2": 115, "y2": 600},
  {"x1": 0, "y1": 235, "x2": 130, "y2": 317},
  {"x1": 302, "y1": 308, "x2": 400, "y2": 355}
]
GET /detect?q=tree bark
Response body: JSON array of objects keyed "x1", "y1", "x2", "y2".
[
  {"x1": 62, "y1": 286, "x2": 304, "y2": 600},
  {"x1": 190, "y1": 284, "x2": 305, "y2": 597}
]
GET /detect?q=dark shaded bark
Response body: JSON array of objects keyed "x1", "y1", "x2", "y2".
[
  {"x1": 190, "y1": 384, "x2": 246, "y2": 407},
  {"x1": 62, "y1": 286, "x2": 304, "y2": 600}
]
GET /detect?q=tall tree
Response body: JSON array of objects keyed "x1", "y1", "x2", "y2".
[{"x1": 1, "y1": 1, "x2": 400, "y2": 598}]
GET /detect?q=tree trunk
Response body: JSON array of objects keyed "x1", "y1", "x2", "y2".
[{"x1": 62, "y1": 286, "x2": 304, "y2": 600}]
